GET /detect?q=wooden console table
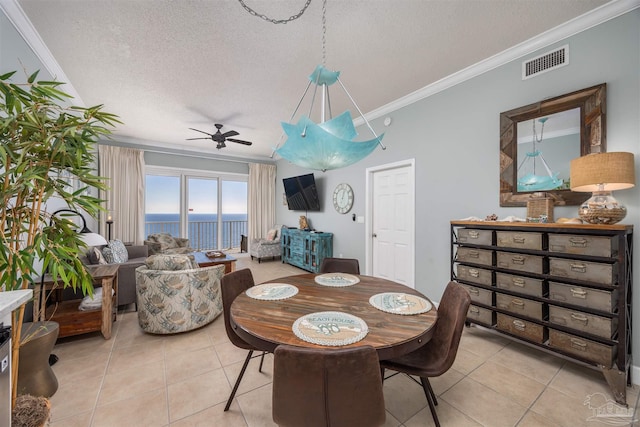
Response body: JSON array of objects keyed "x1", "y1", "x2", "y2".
[{"x1": 34, "y1": 264, "x2": 119, "y2": 339}]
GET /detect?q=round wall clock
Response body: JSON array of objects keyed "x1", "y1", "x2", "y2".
[{"x1": 333, "y1": 183, "x2": 354, "y2": 214}]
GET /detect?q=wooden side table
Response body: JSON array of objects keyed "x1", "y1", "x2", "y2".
[{"x1": 34, "y1": 264, "x2": 119, "y2": 339}]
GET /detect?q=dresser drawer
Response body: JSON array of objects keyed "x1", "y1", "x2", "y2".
[
  {"x1": 549, "y1": 257, "x2": 616, "y2": 286},
  {"x1": 549, "y1": 305, "x2": 617, "y2": 339},
  {"x1": 495, "y1": 272, "x2": 543, "y2": 297},
  {"x1": 457, "y1": 228, "x2": 492, "y2": 246},
  {"x1": 455, "y1": 247, "x2": 493, "y2": 266},
  {"x1": 456, "y1": 265, "x2": 492, "y2": 287},
  {"x1": 459, "y1": 284, "x2": 492, "y2": 306},
  {"x1": 549, "y1": 234, "x2": 618, "y2": 258},
  {"x1": 496, "y1": 313, "x2": 546, "y2": 344},
  {"x1": 496, "y1": 293, "x2": 543, "y2": 320},
  {"x1": 548, "y1": 282, "x2": 618, "y2": 313},
  {"x1": 549, "y1": 329, "x2": 616, "y2": 366},
  {"x1": 496, "y1": 231, "x2": 543, "y2": 250},
  {"x1": 467, "y1": 305, "x2": 493, "y2": 326},
  {"x1": 496, "y1": 251, "x2": 543, "y2": 274}
]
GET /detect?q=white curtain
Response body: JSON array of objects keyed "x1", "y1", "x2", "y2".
[
  {"x1": 248, "y1": 163, "x2": 277, "y2": 240},
  {"x1": 98, "y1": 145, "x2": 146, "y2": 244}
]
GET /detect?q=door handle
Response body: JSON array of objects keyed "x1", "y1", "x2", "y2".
[{"x1": 372, "y1": 233, "x2": 377, "y2": 238}]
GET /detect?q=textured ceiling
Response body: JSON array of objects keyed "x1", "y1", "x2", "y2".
[{"x1": 12, "y1": 0, "x2": 610, "y2": 159}]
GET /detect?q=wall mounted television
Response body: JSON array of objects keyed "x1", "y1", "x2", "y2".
[{"x1": 283, "y1": 173, "x2": 321, "y2": 211}]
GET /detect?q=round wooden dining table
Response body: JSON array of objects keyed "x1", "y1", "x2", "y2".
[{"x1": 230, "y1": 273, "x2": 438, "y2": 360}]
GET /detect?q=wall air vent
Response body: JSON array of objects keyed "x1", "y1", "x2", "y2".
[{"x1": 522, "y1": 45, "x2": 569, "y2": 80}]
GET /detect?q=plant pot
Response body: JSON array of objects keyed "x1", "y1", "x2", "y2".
[{"x1": 17, "y1": 322, "x2": 59, "y2": 398}]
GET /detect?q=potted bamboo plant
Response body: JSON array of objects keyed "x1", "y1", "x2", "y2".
[{"x1": 0, "y1": 70, "x2": 120, "y2": 407}]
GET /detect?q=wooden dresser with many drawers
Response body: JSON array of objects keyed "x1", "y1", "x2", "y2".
[{"x1": 450, "y1": 220, "x2": 633, "y2": 405}]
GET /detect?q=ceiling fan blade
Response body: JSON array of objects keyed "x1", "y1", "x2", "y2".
[
  {"x1": 227, "y1": 138, "x2": 253, "y2": 146},
  {"x1": 189, "y1": 128, "x2": 214, "y2": 136},
  {"x1": 221, "y1": 130, "x2": 239, "y2": 138},
  {"x1": 186, "y1": 137, "x2": 212, "y2": 141}
]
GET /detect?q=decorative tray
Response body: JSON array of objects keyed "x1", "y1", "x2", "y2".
[
  {"x1": 246, "y1": 283, "x2": 299, "y2": 301},
  {"x1": 205, "y1": 251, "x2": 226, "y2": 258},
  {"x1": 369, "y1": 292, "x2": 432, "y2": 315},
  {"x1": 314, "y1": 273, "x2": 360, "y2": 287},
  {"x1": 292, "y1": 311, "x2": 368, "y2": 346}
]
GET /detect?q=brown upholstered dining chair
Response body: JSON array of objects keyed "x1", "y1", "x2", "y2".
[
  {"x1": 380, "y1": 281, "x2": 471, "y2": 427},
  {"x1": 319, "y1": 257, "x2": 360, "y2": 274},
  {"x1": 220, "y1": 268, "x2": 267, "y2": 411},
  {"x1": 272, "y1": 344, "x2": 386, "y2": 427}
]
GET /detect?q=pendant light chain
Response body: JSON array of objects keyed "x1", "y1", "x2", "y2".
[
  {"x1": 322, "y1": 0, "x2": 327, "y2": 66},
  {"x1": 237, "y1": 0, "x2": 313, "y2": 24}
]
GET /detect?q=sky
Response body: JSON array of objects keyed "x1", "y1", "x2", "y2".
[{"x1": 145, "y1": 175, "x2": 247, "y2": 214}]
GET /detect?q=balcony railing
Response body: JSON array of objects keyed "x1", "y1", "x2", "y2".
[{"x1": 145, "y1": 220, "x2": 247, "y2": 251}]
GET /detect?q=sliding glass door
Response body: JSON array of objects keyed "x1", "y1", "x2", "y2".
[{"x1": 145, "y1": 168, "x2": 247, "y2": 251}]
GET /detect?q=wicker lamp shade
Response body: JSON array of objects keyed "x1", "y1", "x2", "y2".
[
  {"x1": 570, "y1": 152, "x2": 635, "y2": 192},
  {"x1": 570, "y1": 152, "x2": 635, "y2": 224}
]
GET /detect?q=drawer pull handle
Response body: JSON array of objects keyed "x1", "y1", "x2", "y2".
[
  {"x1": 570, "y1": 338, "x2": 587, "y2": 351},
  {"x1": 468, "y1": 250, "x2": 480, "y2": 258},
  {"x1": 570, "y1": 288, "x2": 587, "y2": 299},
  {"x1": 569, "y1": 238, "x2": 588, "y2": 248},
  {"x1": 469, "y1": 307, "x2": 480, "y2": 314},
  {"x1": 570, "y1": 263, "x2": 587, "y2": 273},
  {"x1": 570, "y1": 313, "x2": 589, "y2": 324},
  {"x1": 467, "y1": 288, "x2": 480, "y2": 295},
  {"x1": 512, "y1": 278, "x2": 525, "y2": 287},
  {"x1": 468, "y1": 269, "x2": 480, "y2": 278},
  {"x1": 512, "y1": 320, "x2": 526, "y2": 331},
  {"x1": 512, "y1": 256, "x2": 525, "y2": 265},
  {"x1": 468, "y1": 231, "x2": 479, "y2": 239},
  {"x1": 512, "y1": 236, "x2": 526, "y2": 244},
  {"x1": 511, "y1": 299, "x2": 525, "y2": 307}
]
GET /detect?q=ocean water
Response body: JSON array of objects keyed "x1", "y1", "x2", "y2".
[{"x1": 145, "y1": 213, "x2": 247, "y2": 250}]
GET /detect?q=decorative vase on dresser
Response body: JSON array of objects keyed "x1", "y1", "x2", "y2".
[{"x1": 450, "y1": 220, "x2": 633, "y2": 405}]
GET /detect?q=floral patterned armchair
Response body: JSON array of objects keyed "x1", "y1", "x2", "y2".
[
  {"x1": 144, "y1": 233, "x2": 193, "y2": 255},
  {"x1": 135, "y1": 254, "x2": 224, "y2": 334},
  {"x1": 250, "y1": 225, "x2": 282, "y2": 263}
]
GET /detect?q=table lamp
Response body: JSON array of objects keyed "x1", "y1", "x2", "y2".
[{"x1": 570, "y1": 152, "x2": 635, "y2": 224}]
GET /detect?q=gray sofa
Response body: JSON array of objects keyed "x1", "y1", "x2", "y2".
[{"x1": 81, "y1": 245, "x2": 149, "y2": 308}]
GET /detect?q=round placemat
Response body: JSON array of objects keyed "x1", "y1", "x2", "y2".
[
  {"x1": 314, "y1": 273, "x2": 360, "y2": 287},
  {"x1": 246, "y1": 283, "x2": 299, "y2": 301},
  {"x1": 292, "y1": 311, "x2": 368, "y2": 346},
  {"x1": 369, "y1": 292, "x2": 433, "y2": 315}
]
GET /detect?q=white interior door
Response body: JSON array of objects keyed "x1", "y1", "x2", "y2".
[{"x1": 365, "y1": 159, "x2": 415, "y2": 288}]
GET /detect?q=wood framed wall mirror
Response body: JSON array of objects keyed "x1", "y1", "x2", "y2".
[{"x1": 499, "y1": 83, "x2": 606, "y2": 207}]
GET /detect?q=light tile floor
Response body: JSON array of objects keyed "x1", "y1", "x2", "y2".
[{"x1": 47, "y1": 254, "x2": 640, "y2": 426}]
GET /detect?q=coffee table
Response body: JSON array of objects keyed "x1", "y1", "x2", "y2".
[{"x1": 191, "y1": 251, "x2": 237, "y2": 274}]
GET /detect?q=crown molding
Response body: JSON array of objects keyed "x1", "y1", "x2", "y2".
[
  {"x1": 355, "y1": 0, "x2": 640, "y2": 126},
  {"x1": 0, "y1": 0, "x2": 85, "y2": 105}
]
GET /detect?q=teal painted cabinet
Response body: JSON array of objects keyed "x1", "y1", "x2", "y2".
[{"x1": 281, "y1": 228, "x2": 333, "y2": 273}]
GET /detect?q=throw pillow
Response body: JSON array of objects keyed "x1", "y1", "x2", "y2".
[
  {"x1": 266, "y1": 229, "x2": 277, "y2": 241},
  {"x1": 102, "y1": 239, "x2": 128, "y2": 264},
  {"x1": 89, "y1": 247, "x2": 108, "y2": 265}
]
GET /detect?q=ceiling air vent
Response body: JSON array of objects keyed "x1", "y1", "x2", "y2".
[{"x1": 522, "y1": 45, "x2": 569, "y2": 80}]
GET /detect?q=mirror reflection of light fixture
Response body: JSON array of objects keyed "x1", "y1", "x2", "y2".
[
  {"x1": 246, "y1": 0, "x2": 385, "y2": 171},
  {"x1": 517, "y1": 117, "x2": 562, "y2": 192},
  {"x1": 570, "y1": 152, "x2": 635, "y2": 224}
]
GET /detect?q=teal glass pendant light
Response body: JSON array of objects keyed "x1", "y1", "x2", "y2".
[
  {"x1": 275, "y1": 65, "x2": 385, "y2": 171},
  {"x1": 517, "y1": 117, "x2": 563, "y2": 192}
]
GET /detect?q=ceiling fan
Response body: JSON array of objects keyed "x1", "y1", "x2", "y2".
[{"x1": 187, "y1": 124, "x2": 253, "y2": 150}]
